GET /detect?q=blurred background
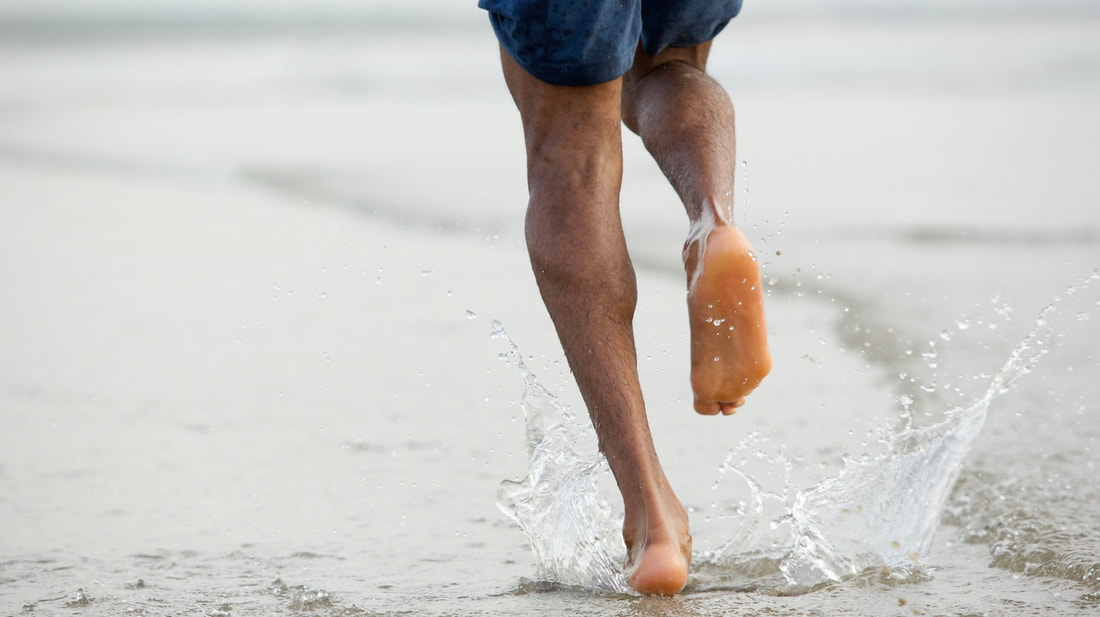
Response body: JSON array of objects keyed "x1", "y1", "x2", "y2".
[{"x1": 2, "y1": 1, "x2": 1098, "y2": 616}]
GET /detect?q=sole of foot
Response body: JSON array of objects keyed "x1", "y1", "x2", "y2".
[{"x1": 685, "y1": 225, "x2": 772, "y2": 415}]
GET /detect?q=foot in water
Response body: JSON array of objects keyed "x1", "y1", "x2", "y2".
[
  {"x1": 684, "y1": 224, "x2": 772, "y2": 415},
  {"x1": 623, "y1": 488, "x2": 691, "y2": 595}
]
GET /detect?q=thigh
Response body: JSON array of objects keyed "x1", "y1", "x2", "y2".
[{"x1": 499, "y1": 47, "x2": 624, "y2": 177}]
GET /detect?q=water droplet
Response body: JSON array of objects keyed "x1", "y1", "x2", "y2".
[
  {"x1": 714, "y1": 356, "x2": 721, "y2": 362},
  {"x1": 955, "y1": 318, "x2": 971, "y2": 330},
  {"x1": 992, "y1": 294, "x2": 1013, "y2": 320},
  {"x1": 421, "y1": 269, "x2": 432, "y2": 277},
  {"x1": 465, "y1": 310, "x2": 477, "y2": 320},
  {"x1": 939, "y1": 329, "x2": 953, "y2": 341}
]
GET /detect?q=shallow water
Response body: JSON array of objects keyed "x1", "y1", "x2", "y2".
[
  {"x1": 5, "y1": 273, "x2": 1095, "y2": 617},
  {"x1": 495, "y1": 273, "x2": 1100, "y2": 599}
]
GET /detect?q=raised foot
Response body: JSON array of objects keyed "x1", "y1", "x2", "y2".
[{"x1": 685, "y1": 225, "x2": 772, "y2": 415}]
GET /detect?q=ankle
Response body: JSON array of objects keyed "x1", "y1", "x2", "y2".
[{"x1": 622, "y1": 481, "x2": 688, "y2": 536}]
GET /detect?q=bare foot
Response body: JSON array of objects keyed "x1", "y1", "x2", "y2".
[
  {"x1": 684, "y1": 224, "x2": 772, "y2": 415},
  {"x1": 623, "y1": 494, "x2": 691, "y2": 596}
]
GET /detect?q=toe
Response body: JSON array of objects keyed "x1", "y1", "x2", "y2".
[
  {"x1": 718, "y1": 401, "x2": 741, "y2": 415},
  {"x1": 694, "y1": 399, "x2": 720, "y2": 415}
]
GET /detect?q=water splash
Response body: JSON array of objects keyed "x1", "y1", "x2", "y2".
[
  {"x1": 777, "y1": 398, "x2": 987, "y2": 591},
  {"x1": 941, "y1": 270, "x2": 1100, "y2": 593},
  {"x1": 269, "y1": 577, "x2": 335, "y2": 611},
  {"x1": 494, "y1": 270, "x2": 1098, "y2": 594},
  {"x1": 491, "y1": 320, "x2": 630, "y2": 594},
  {"x1": 747, "y1": 271, "x2": 1095, "y2": 592}
]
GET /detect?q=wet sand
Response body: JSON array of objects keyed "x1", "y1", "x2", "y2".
[{"x1": 2, "y1": 10, "x2": 1099, "y2": 616}]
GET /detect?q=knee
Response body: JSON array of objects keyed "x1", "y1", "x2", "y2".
[{"x1": 526, "y1": 131, "x2": 623, "y2": 200}]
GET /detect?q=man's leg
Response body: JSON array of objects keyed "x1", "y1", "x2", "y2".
[
  {"x1": 499, "y1": 49, "x2": 691, "y2": 596},
  {"x1": 622, "y1": 42, "x2": 772, "y2": 416}
]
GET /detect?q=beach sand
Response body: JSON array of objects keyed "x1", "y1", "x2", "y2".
[{"x1": 1, "y1": 8, "x2": 1099, "y2": 616}]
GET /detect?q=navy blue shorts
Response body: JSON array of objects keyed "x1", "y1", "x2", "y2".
[{"x1": 479, "y1": 0, "x2": 742, "y2": 86}]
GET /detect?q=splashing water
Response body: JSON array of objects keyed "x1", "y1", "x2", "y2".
[
  {"x1": 771, "y1": 275, "x2": 1100, "y2": 591},
  {"x1": 491, "y1": 320, "x2": 630, "y2": 593},
  {"x1": 494, "y1": 271, "x2": 1099, "y2": 594}
]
